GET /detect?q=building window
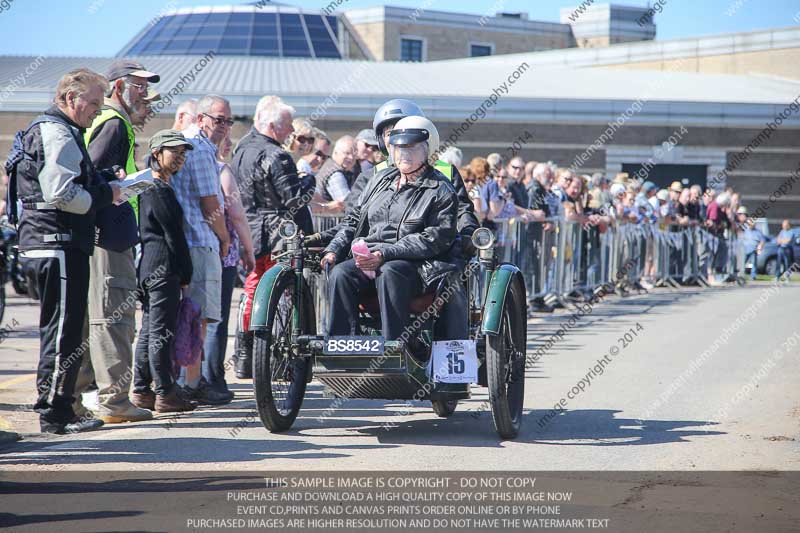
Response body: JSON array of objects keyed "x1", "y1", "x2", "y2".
[
  {"x1": 470, "y1": 44, "x2": 493, "y2": 57},
  {"x1": 400, "y1": 38, "x2": 423, "y2": 62}
]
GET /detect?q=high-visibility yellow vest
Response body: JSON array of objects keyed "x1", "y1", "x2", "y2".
[
  {"x1": 374, "y1": 159, "x2": 455, "y2": 181},
  {"x1": 84, "y1": 107, "x2": 139, "y2": 215},
  {"x1": 433, "y1": 159, "x2": 454, "y2": 181}
]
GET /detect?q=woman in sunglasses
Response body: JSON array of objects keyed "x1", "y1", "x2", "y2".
[
  {"x1": 284, "y1": 118, "x2": 315, "y2": 162},
  {"x1": 297, "y1": 131, "x2": 332, "y2": 176}
]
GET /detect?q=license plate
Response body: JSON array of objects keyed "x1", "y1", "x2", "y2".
[{"x1": 323, "y1": 336, "x2": 385, "y2": 355}]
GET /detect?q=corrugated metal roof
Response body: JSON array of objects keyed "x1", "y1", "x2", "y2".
[{"x1": 1, "y1": 54, "x2": 798, "y2": 127}]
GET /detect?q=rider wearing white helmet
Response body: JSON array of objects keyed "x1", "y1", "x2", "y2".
[
  {"x1": 320, "y1": 116, "x2": 461, "y2": 342},
  {"x1": 311, "y1": 99, "x2": 478, "y2": 252}
]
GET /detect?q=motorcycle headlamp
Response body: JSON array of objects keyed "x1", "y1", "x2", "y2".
[
  {"x1": 278, "y1": 220, "x2": 298, "y2": 240},
  {"x1": 471, "y1": 228, "x2": 495, "y2": 250}
]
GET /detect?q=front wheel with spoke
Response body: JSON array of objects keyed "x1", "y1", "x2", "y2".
[
  {"x1": 486, "y1": 280, "x2": 526, "y2": 439},
  {"x1": 253, "y1": 275, "x2": 313, "y2": 433}
]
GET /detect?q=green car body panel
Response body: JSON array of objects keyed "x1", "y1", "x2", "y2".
[
  {"x1": 481, "y1": 264, "x2": 526, "y2": 336},
  {"x1": 250, "y1": 263, "x2": 294, "y2": 330}
]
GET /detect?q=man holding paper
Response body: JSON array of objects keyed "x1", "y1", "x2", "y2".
[{"x1": 73, "y1": 60, "x2": 159, "y2": 425}]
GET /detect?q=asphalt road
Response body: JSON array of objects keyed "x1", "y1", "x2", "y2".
[
  {"x1": 1, "y1": 282, "x2": 799, "y2": 531},
  {"x1": 0, "y1": 282, "x2": 797, "y2": 472}
]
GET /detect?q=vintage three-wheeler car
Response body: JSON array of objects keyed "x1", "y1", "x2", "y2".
[{"x1": 247, "y1": 221, "x2": 528, "y2": 439}]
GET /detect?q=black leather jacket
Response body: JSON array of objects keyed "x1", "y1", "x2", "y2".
[
  {"x1": 324, "y1": 165, "x2": 459, "y2": 288},
  {"x1": 15, "y1": 107, "x2": 114, "y2": 255},
  {"x1": 321, "y1": 162, "x2": 478, "y2": 250},
  {"x1": 233, "y1": 127, "x2": 315, "y2": 257}
]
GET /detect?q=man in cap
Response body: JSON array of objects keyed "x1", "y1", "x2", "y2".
[
  {"x1": 354, "y1": 128, "x2": 381, "y2": 176},
  {"x1": 73, "y1": 59, "x2": 160, "y2": 424},
  {"x1": 655, "y1": 189, "x2": 670, "y2": 217},
  {"x1": 588, "y1": 172, "x2": 611, "y2": 210},
  {"x1": 642, "y1": 181, "x2": 658, "y2": 210},
  {"x1": 669, "y1": 181, "x2": 683, "y2": 202},
  {"x1": 613, "y1": 172, "x2": 629, "y2": 185}
]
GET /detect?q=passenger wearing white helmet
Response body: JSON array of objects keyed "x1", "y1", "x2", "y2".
[
  {"x1": 332, "y1": 99, "x2": 478, "y2": 249},
  {"x1": 321, "y1": 116, "x2": 460, "y2": 342}
]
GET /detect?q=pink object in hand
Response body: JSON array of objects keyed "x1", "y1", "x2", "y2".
[{"x1": 351, "y1": 239, "x2": 375, "y2": 279}]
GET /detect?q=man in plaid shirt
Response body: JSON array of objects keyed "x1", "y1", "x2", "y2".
[{"x1": 168, "y1": 94, "x2": 233, "y2": 405}]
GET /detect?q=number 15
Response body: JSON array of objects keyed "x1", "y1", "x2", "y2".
[{"x1": 447, "y1": 353, "x2": 464, "y2": 374}]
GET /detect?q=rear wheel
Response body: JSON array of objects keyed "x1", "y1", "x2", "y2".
[
  {"x1": 253, "y1": 275, "x2": 313, "y2": 433},
  {"x1": 486, "y1": 281, "x2": 526, "y2": 439},
  {"x1": 765, "y1": 258, "x2": 777, "y2": 277},
  {"x1": 431, "y1": 399, "x2": 458, "y2": 418},
  {"x1": 10, "y1": 247, "x2": 28, "y2": 296}
]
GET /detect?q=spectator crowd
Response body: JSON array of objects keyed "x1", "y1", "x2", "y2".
[{"x1": 3, "y1": 61, "x2": 796, "y2": 435}]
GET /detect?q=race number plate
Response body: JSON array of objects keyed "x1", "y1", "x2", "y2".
[
  {"x1": 428, "y1": 340, "x2": 479, "y2": 384},
  {"x1": 323, "y1": 336, "x2": 385, "y2": 355}
]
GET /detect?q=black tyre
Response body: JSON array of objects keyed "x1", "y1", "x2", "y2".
[
  {"x1": 11, "y1": 274, "x2": 27, "y2": 297},
  {"x1": 765, "y1": 258, "x2": 777, "y2": 277},
  {"x1": 253, "y1": 275, "x2": 313, "y2": 433},
  {"x1": 431, "y1": 399, "x2": 458, "y2": 418},
  {"x1": 486, "y1": 281, "x2": 526, "y2": 439}
]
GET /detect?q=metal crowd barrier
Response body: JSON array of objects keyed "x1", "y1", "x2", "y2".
[
  {"x1": 307, "y1": 210, "x2": 743, "y2": 321},
  {"x1": 493, "y1": 217, "x2": 740, "y2": 309},
  {"x1": 312, "y1": 212, "x2": 345, "y2": 235}
]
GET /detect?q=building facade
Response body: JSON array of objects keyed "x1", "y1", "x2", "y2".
[{"x1": 0, "y1": 5, "x2": 798, "y2": 231}]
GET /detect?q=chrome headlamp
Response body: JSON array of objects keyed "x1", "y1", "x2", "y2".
[
  {"x1": 278, "y1": 220, "x2": 298, "y2": 240},
  {"x1": 471, "y1": 227, "x2": 495, "y2": 251}
]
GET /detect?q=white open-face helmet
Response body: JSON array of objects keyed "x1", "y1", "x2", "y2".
[{"x1": 388, "y1": 116, "x2": 440, "y2": 164}]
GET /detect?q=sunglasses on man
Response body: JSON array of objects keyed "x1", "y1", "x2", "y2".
[
  {"x1": 314, "y1": 150, "x2": 330, "y2": 160},
  {"x1": 296, "y1": 135, "x2": 315, "y2": 144},
  {"x1": 202, "y1": 113, "x2": 235, "y2": 127}
]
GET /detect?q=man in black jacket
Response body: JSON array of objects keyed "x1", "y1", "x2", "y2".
[
  {"x1": 12, "y1": 69, "x2": 121, "y2": 434},
  {"x1": 526, "y1": 163, "x2": 555, "y2": 312},
  {"x1": 232, "y1": 95, "x2": 315, "y2": 378},
  {"x1": 321, "y1": 117, "x2": 458, "y2": 341}
]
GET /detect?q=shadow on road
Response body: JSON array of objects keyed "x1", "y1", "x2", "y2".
[
  {"x1": 351, "y1": 408, "x2": 723, "y2": 447},
  {"x1": 0, "y1": 435, "x2": 397, "y2": 466},
  {"x1": 523, "y1": 408, "x2": 724, "y2": 445},
  {"x1": 0, "y1": 510, "x2": 144, "y2": 529}
]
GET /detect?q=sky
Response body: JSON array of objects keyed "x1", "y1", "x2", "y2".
[{"x1": 0, "y1": 0, "x2": 798, "y2": 57}]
